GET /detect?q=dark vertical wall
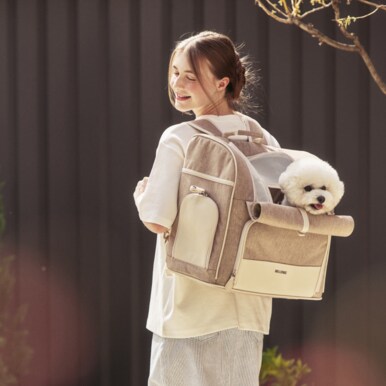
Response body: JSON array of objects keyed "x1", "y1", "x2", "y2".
[{"x1": 0, "y1": 0, "x2": 385, "y2": 385}]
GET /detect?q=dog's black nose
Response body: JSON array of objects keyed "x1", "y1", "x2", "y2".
[{"x1": 317, "y1": 196, "x2": 325, "y2": 204}]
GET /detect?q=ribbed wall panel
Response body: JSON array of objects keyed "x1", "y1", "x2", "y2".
[{"x1": 0, "y1": 0, "x2": 385, "y2": 384}]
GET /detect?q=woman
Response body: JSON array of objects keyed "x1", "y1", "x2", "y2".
[{"x1": 134, "y1": 31, "x2": 279, "y2": 386}]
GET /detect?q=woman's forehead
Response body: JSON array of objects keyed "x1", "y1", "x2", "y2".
[
  {"x1": 172, "y1": 50, "x2": 213, "y2": 76},
  {"x1": 172, "y1": 50, "x2": 193, "y2": 71}
]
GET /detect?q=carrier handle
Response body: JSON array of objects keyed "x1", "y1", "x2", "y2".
[
  {"x1": 188, "y1": 118, "x2": 267, "y2": 144},
  {"x1": 223, "y1": 130, "x2": 265, "y2": 143}
]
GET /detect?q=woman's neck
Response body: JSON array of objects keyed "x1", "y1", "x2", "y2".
[{"x1": 194, "y1": 99, "x2": 234, "y2": 117}]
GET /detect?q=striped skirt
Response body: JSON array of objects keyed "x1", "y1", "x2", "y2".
[{"x1": 148, "y1": 328, "x2": 264, "y2": 386}]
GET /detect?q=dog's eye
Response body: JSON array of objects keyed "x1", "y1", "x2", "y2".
[
  {"x1": 304, "y1": 185, "x2": 313, "y2": 192},
  {"x1": 321, "y1": 186, "x2": 327, "y2": 190}
]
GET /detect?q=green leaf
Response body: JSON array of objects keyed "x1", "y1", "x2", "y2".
[{"x1": 260, "y1": 346, "x2": 312, "y2": 386}]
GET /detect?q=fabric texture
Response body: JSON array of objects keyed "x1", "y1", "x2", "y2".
[
  {"x1": 134, "y1": 113, "x2": 280, "y2": 339},
  {"x1": 252, "y1": 202, "x2": 355, "y2": 237},
  {"x1": 148, "y1": 329, "x2": 264, "y2": 386}
]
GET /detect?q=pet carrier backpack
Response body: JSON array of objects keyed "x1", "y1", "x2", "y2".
[{"x1": 165, "y1": 118, "x2": 354, "y2": 300}]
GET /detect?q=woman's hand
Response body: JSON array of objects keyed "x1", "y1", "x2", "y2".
[{"x1": 134, "y1": 177, "x2": 169, "y2": 234}]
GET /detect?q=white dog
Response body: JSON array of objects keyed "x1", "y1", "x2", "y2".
[{"x1": 278, "y1": 157, "x2": 345, "y2": 215}]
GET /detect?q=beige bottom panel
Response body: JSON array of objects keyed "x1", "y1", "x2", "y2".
[{"x1": 233, "y1": 259, "x2": 323, "y2": 299}]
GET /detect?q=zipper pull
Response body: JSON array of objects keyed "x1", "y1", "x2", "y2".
[{"x1": 190, "y1": 185, "x2": 208, "y2": 196}]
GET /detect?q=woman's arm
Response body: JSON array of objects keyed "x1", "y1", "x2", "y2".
[
  {"x1": 134, "y1": 177, "x2": 170, "y2": 234},
  {"x1": 133, "y1": 128, "x2": 186, "y2": 234}
]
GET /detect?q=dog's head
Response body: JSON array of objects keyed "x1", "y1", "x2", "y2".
[{"x1": 279, "y1": 157, "x2": 345, "y2": 215}]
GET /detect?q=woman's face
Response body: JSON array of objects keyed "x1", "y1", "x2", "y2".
[{"x1": 169, "y1": 50, "x2": 229, "y2": 116}]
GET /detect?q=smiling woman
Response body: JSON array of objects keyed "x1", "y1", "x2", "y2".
[{"x1": 133, "y1": 31, "x2": 280, "y2": 386}]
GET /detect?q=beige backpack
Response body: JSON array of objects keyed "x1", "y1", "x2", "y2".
[{"x1": 165, "y1": 118, "x2": 354, "y2": 300}]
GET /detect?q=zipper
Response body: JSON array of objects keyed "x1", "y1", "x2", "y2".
[
  {"x1": 228, "y1": 142, "x2": 257, "y2": 200},
  {"x1": 232, "y1": 220, "x2": 255, "y2": 283},
  {"x1": 183, "y1": 168, "x2": 234, "y2": 187},
  {"x1": 189, "y1": 185, "x2": 208, "y2": 196}
]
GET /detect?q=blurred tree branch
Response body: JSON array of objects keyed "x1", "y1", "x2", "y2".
[{"x1": 255, "y1": 0, "x2": 386, "y2": 95}]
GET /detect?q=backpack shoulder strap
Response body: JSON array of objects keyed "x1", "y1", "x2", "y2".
[{"x1": 187, "y1": 119, "x2": 222, "y2": 136}]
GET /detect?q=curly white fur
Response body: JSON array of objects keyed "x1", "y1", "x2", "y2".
[{"x1": 279, "y1": 157, "x2": 345, "y2": 215}]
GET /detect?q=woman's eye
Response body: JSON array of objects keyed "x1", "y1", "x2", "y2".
[
  {"x1": 304, "y1": 185, "x2": 313, "y2": 192},
  {"x1": 186, "y1": 76, "x2": 196, "y2": 81}
]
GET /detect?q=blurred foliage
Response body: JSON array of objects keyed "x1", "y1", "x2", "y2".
[
  {"x1": 0, "y1": 185, "x2": 33, "y2": 384},
  {"x1": 260, "y1": 346, "x2": 312, "y2": 386}
]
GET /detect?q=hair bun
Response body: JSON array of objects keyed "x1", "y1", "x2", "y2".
[{"x1": 233, "y1": 55, "x2": 246, "y2": 99}]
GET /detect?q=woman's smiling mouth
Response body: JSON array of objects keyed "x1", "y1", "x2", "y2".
[{"x1": 175, "y1": 93, "x2": 191, "y2": 101}]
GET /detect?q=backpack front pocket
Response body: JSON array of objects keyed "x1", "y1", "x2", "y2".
[{"x1": 172, "y1": 186, "x2": 219, "y2": 269}]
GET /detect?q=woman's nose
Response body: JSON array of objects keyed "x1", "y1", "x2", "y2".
[{"x1": 173, "y1": 75, "x2": 183, "y2": 88}]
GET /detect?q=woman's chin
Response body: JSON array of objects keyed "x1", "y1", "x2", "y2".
[{"x1": 174, "y1": 103, "x2": 192, "y2": 114}]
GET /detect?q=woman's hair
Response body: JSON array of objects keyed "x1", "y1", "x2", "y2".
[{"x1": 168, "y1": 31, "x2": 258, "y2": 114}]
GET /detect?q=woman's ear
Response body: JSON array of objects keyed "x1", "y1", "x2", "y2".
[{"x1": 217, "y1": 77, "x2": 230, "y2": 91}]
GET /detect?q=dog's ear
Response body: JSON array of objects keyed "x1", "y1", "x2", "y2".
[
  {"x1": 278, "y1": 171, "x2": 287, "y2": 189},
  {"x1": 336, "y1": 180, "x2": 345, "y2": 201},
  {"x1": 278, "y1": 171, "x2": 292, "y2": 190}
]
